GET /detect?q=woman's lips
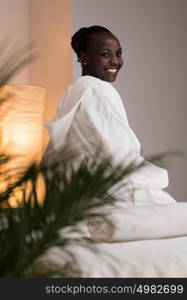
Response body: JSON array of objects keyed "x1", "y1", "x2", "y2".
[{"x1": 105, "y1": 68, "x2": 118, "y2": 74}]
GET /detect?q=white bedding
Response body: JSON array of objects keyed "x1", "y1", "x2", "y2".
[
  {"x1": 87, "y1": 202, "x2": 187, "y2": 243},
  {"x1": 40, "y1": 201, "x2": 187, "y2": 278},
  {"x1": 65, "y1": 236, "x2": 187, "y2": 278}
]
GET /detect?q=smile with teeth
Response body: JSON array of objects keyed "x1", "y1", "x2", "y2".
[{"x1": 105, "y1": 68, "x2": 118, "y2": 74}]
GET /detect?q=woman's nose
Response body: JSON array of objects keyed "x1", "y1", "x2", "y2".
[{"x1": 110, "y1": 54, "x2": 118, "y2": 65}]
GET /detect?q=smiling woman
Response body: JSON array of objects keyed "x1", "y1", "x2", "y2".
[
  {"x1": 42, "y1": 25, "x2": 175, "y2": 206},
  {"x1": 71, "y1": 26, "x2": 123, "y2": 82},
  {"x1": 39, "y1": 25, "x2": 187, "y2": 278}
]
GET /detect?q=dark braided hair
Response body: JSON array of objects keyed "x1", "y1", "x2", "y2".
[{"x1": 71, "y1": 25, "x2": 113, "y2": 58}]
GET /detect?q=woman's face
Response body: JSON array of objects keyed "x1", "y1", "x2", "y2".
[{"x1": 81, "y1": 33, "x2": 123, "y2": 82}]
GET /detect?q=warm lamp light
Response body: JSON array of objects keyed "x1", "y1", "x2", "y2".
[
  {"x1": 0, "y1": 85, "x2": 45, "y2": 207},
  {"x1": 0, "y1": 85, "x2": 45, "y2": 160}
]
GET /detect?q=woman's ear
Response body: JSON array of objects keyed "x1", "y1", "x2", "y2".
[{"x1": 78, "y1": 51, "x2": 88, "y2": 65}]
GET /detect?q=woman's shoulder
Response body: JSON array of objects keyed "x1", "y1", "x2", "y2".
[
  {"x1": 78, "y1": 76, "x2": 126, "y2": 118},
  {"x1": 74, "y1": 76, "x2": 122, "y2": 102},
  {"x1": 73, "y1": 75, "x2": 112, "y2": 92},
  {"x1": 56, "y1": 76, "x2": 112, "y2": 116},
  {"x1": 57, "y1": 75, "x2": 123, "y2": 118},
  {"x1": 63, "y1": 76, "x2": 107, "y2": 101},
  {"x1": 59, "y1": 76, "x2": 101, "y2": 106},
  {"x1": 62, "y1": 75, "x2": 116, "y2": 104}
]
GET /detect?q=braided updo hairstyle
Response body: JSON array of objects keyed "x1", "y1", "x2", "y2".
[{"x1": 71, "y1": 25, "x2": 113, "y2": 59}]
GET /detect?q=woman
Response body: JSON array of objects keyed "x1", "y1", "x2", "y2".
[
  {"x1": 41, "y1": 26, "x2": 187, "y2": 278},
  {"x1": 44, "y1": 25, "x2": 175, "y2": 205}
]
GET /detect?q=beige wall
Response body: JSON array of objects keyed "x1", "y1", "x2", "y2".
[
  {"x1": 0, "y1": 0, "x2": 72, "y2": 116},
  {"x1": 29, "y1": 0, "x2": 73, "y2": 149},
  {"x1": 0, "y1": 0, "x2": 73, "y2": 151},
  {"x1": 29, "y1": 0, "x2": 72, "y2": 122},
  {"x1": 72, "y1": 0, "x2": 187, "y2": 202},
  {"x1": 0, "y1": 0, "x2": 30, "y2": 83}
]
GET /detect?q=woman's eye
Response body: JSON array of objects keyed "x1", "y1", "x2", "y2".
[
  {"x1": 117, "y1": 52, "x2": 122, "y2": 57},
  {"x1": 101, "y1": 51, "x2": 122, "y2": 58},
  {"x1": 101, "y1": 52, "x2": 110, "y2": 58}
]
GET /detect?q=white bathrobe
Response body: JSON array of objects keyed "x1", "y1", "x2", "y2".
[
  {"x1": 41, "y1": 76, "x2": 187, "y2": 277},
  {"x1": 44, "y1": 75, "x2": 175, "y2": 206}
]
